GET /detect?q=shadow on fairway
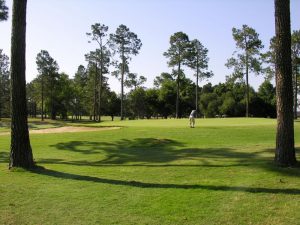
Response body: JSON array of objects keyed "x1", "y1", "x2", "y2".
[
  {"x1": 1, "y1": 137, "x2": 299, "y2": 177},
  {"x1": 0, "y1": 151, "x2": 9, "y2": 163},
  {"x1": 27, "y1": 121, "x2": 63, "y2": 129},
  {"x1": 37, "y1": 158, "x2": 251, "y2": 168},
  {"x1": 30, "y1": 166, "x2": 300, "y2": 195},
  {"x1": 49, "y1": 138, "x2": 259, "y2": 165},
  {"x1": 46, "y1": 138, "x2": 300, "y2": 177}
]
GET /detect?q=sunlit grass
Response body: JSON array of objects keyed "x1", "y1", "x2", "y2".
[{"x1": 0, "y1": 118, "x2": 299, "y2": 224}]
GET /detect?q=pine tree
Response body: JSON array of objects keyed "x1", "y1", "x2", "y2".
[{"x1": 9, "y1": 0, "x2": 34, "y2": 169}]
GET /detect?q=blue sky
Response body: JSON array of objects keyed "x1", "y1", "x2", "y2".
[{"x1": 0, "y1": 0, "x2": 299, "y2": 93}]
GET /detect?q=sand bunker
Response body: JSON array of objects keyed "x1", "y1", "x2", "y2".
[{"x1": 0, "y1": 126, "x2": 120, "y2": 136}]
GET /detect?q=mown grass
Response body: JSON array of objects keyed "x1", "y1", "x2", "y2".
[
  {"x1": 0, "y1": 118, "x2": 299, "y2": 225},
  {"x1": 0, "y1": 118, "x2": 64, "y2": 133}
]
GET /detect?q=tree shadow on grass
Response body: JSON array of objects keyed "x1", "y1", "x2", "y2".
[
  {"x1": 37, "y1": 158, "x2": 252, "y2": 168},
  {"x1": 27, "y1": 121, "x2": 63, "y2": 129},
  {"x1": 0, "y1": 120, "x2": 63, "y2": 129},
  {"x1": 2, "y1": 137, "x2": 299, "y2": 177},
  {"x1": 49, "y1": 138, "x2": 259, "y2": 165},
  {"x1": 257, "y1": 148, "x2": 300, "y2": 177},
  {"x1": 47, "y1": 138, "x2": 300, "y2": 177},
  {"x1": 30, "y1": 166, "x2": 300, "y2": 195},
  {"x1": 0, "y1": 121, "x2": 10, "y2": 128},
  {"x1": 0, "y1": 151, "x2": 9, "y2": 163},
  {"x1": 1, "y1": 136, "x2": 300, "y2": 195}
]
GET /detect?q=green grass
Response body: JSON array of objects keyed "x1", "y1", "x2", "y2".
[
  {"x1": 0, "y1": 118, "x2": 299, "y2": 225},
  {"x1": 0, "y1": 118, "x2": 64, "y2": 133}
]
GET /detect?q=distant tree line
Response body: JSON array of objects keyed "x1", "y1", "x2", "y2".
[
  {"x1": 25, "y1": 69, "x2": 278, "y2": 120},
  {"x1": 1, "y1": 21, "x2": 300, "y2": 121}
]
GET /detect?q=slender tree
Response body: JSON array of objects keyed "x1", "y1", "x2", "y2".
[
  {"x1": 85, "y1": 50, "x2": 100, "y2": 121},
  {"x1": 87, "y1": 23, "x2": 110, "y2": 122},
  {"x1": 73, "y1": 65, "x2": 88, "y2": 120},
  {"x1": 0, "y1": 0, "x2": 8, "y2": 21},
  {"x1": 9, "y1": 0, "x2": 34, "y2": 169},
  {"x1": 291, "y1": 30, "x2": 300, "y2": 119},
  {"x1": 226, "y1": 25, "x2": 263, "y2": 117},
  {"x1": 110, "y1": 24, "x2": 142, "y2": 120},
  {"x1": 164, "y1": 32, "x2": 192, "y2": 118},
  {"x1": 26, "y1": 81, "x2": 38, "y2": 118},
  {"x1": 274, "y1": 0, "x2": 297, "y2": 166},
  {"x1": 189, "y1": 39, "x2": 213, "y2": 115},
  {"x1": 36, "y1": 50, "x2": 59, "y2": 120},
  {"x1": 0, "y1": 2, "x2": 8, "y2": 118},
  {"x1": 0, "y1": 49, "x2": 9, "y2": 120}
]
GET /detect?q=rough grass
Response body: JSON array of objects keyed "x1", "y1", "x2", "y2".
[{"x1": 0, "y1": 118, "x2": 299, "y2": 225}]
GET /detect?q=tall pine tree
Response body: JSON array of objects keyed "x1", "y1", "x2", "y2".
[
  {"x1": 226, "y1": 25, "x2": 263, "y2": 117},
  {"x1": 110, "y1": 25, "x2": 142, "y2": 120},
  {"x1": 274, "y1": 0, "x2": 297, "y2": 166},
  {"x1": 9, "y1": 0, "x2": 34, "y2": 169}
]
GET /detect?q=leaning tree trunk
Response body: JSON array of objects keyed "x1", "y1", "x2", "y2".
[
  {"x1": 9, "y1": 0, "x2": 34, "y2": 169},
  {"x1": 274, "y1": 0, "x2": 297, "y2": 166}
]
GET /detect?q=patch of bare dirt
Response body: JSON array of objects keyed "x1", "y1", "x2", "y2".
[{"x1": 0, "y1": 126, "x2": 120, "y2": 136}]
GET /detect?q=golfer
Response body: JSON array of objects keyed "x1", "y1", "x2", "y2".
[{"x1": 189, "y1": 110, "x2": 196, "y2": 128}]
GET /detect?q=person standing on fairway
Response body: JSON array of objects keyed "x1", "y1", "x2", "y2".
[{"x1": 189, "y1": 110, "x2": 196, "y2": 128}]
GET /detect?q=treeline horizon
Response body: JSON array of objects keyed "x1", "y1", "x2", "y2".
[{"x1": 0, "y1": 23, "x2": 299, "y2": 121}]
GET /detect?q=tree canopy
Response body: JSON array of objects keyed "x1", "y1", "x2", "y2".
[{"x1": 0, "y1": 0, "x2": 8, "y2": 21}]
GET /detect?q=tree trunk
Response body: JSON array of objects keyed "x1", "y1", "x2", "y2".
[
  {"x1": 50, "y1": 77, "x2": 56, "y2": 120},
  {"x1": 93, "y1": 62, "x2": 97, "y2": 121},
  {"x1": 41, "y1": 76, "x2": 44, "y2": 121},
  {"x1": 9, "y1": 0, "x2": 34, "y2": 169},
  {"x1": 121, "y1": 49, "x2": 125, "y2": 120},
  {"x1": 176, "y1": 63, "x2": 180, "y2": 119},
  {"x1": 195, "y1": 57, "x2": 199, "y2": 118},
  {"x1": 98, "y1": 53, "x2": 103, "y2": 123},
  {"x1": 293, "y1": 65, "x2": 298, "y2": 119},
  {"x1": 34, "y1": 102, "x2": 37, "y2": 118},
  {"x1": 274, "y1": 0, "x2": 297, "y2": 166},
  {"x1": 245, "y1": 50, "x2": 249, "y2": 117}
]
